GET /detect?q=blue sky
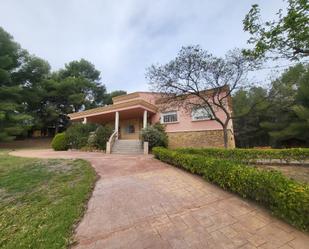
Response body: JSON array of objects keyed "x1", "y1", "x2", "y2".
[{"x1": 1, "y1": 0, "x2": 286, "y2": 92}]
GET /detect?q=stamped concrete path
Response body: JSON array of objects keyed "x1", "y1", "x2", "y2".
[{"x1": 11, "y1": 149, "x2": 309, "y2": 249}]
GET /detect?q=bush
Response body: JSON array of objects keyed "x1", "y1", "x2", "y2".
[
  {"x1": 93, "y1": 125, "x2": 113, "y2": 150},
  {"x1": 65, "y1": 123, "x2": 98, "y2": 149},
  {"x1": 51, "y1": 133, "x2": 69, "y2": 151},
  {"x1": 153, "y1": 147, "x2": 309, "y2": 231},
  {"x1": 176, "y1": 147, "x2": 309, "y2": 164},
  {"x1": 141, "y1": 123, "x2": 168, "y2": 149}
]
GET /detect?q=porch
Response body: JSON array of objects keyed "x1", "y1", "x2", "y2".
[{"x1": 68, "y1": 99, "x2": 158, "y2": 154}]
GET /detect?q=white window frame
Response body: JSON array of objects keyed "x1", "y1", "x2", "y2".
[
  {"x1": 161, "y1": 111, "x2": 178, "y2": 124},
  {"x1": 191, "y1": 107, "x2": 213, "y2": 121}
]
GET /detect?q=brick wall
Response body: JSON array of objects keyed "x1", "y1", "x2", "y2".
[{"x1": 167, "y1": 129, "x2": 235, "y2": 149}]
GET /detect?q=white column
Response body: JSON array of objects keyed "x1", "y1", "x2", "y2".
[
  {"x1": 143, "y1": 110, "x2": 148, "y2": 129},
  {"x1": 115, "y1": 111, "x2": 119, "y2": 132},
  {"x1": 82, "y1": 117, "x2": 87, "y2": 124}
]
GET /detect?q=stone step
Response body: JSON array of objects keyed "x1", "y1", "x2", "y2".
[
  {"x1": 112, "y1": 147, "x2": 143, "y2": 150},
  {"x1": 113, "y1": 145, "x2": 142, "y2": 148},
  {"x1": 112, "y1": 151, "x2": 143, "y2": 154},
  {"x1": 111, "y1": 139, "x2": 143, "y2": 154}
]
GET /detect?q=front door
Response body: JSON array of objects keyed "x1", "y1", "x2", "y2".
[{"x1": 119, "y1": 118, "x2": 141, "y2": 139}]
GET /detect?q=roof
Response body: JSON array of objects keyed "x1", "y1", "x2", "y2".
[
  {"x1": 112, "y1": 91, "x2": 161, "y2": 103},
  {"x1": 68, "y1": 98, "x2": 158, "y2": 120}
]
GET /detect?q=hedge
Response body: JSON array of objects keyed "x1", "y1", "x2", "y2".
[
  {"x1": 153, "y1": 147, "x2": 309, "y2": 231},
  {"x1": 65, "y1": 123, "x2": 98, "y2": 149},
  {"x1": 141, "y1": 123, "x2": 168, "y2": 150},
  {"x1": 51, "y1": 133, "x2": 69, "y2": 151},
  {"x1": 176, "y1": 147, "x2": 309, "y2": 164}
]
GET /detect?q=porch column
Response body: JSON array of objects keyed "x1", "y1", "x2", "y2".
[
  {"x1": 143, "y1": 110, "x2": 148, "y2": 129},
  {"x1": 82, "y1": 117, "x2": 87, "y2": 124},
  {"x1": 115, "y1": 111, "x2": 119, "y2": 132}
]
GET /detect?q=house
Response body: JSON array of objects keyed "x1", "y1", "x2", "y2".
[{"x1": 68, "y1": 89, "x2": 235, "y2": 153}]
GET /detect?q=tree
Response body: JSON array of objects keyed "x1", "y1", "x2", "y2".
[
  {"x1": 104, "y1": 90, "x2": 127, "y2": 105},
  {"x1": 34, "y1": 59, "x2": 108, "y2": 134},
  {"x1": 262, "y1": 64, "x2": 309, "y2": 146},
  {"x1": 146, "y1": 45, "x2": 253, "y2": 148},
  {"x1": 0, "y1": 27, "x2": 32, "y2": 141},
  {"x1": 12, "y1": 55, "x2": 51, "y2": 134},
  {"x1": 243, "y1": 0, "x2": 309, "y2": 61},
  {"x1": 232, "y1": 87, "x2": 270, "y2": 147},
  {"x1": 59, "y1": 59, "x2": 107, "y2": 109}
]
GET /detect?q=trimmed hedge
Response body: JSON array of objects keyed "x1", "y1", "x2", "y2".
[
  {"x1": 51, "y1": 133, "x2": 69, "y2": 151},
  {"x1": 153, "y1": 147, "x2": 309, "y2": 231},
  {"x1": 176, "y1": 148, "x2": 309, "y2": 164}
]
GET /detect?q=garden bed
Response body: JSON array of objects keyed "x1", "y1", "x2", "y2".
[{"x1": 255, "y1": 164, "x2": 309, "y2": 184}]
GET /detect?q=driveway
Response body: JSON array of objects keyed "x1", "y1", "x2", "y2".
[{"x1": 11, "y1": 149, "x2": 309, "y2": 249}]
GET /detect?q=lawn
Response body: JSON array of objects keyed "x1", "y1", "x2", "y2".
[{"x1": 0, "y1": 150, "x2": 96, "y2": 249}]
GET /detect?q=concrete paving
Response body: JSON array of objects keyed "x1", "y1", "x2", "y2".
[{"x1": 10, "y1": 149, "x2": 309, "y2": 249}]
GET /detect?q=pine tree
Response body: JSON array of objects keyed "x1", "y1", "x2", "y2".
[
  {"x1": 261, "y1": 64, "x2": 309, "y2": 147},
  {"x1": 0, "y1": 27, "x2": 32, "y2": 141}
]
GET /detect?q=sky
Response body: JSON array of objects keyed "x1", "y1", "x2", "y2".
[{"x1": 0, "y1": 0, "x2": 287, "y2": 92}]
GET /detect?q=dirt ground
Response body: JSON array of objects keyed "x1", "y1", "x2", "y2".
[
  {"x1": 0, "y1": 137, "x2": 52, "y2": 149},
  {"x1": 256, "y1": 164, "x2": 309, "y2": 184}
]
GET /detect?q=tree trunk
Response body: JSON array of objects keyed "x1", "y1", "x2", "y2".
[
  {"x1": 55, "y1": 123, "x2": 59, "y2": 135},
  {"x1": 223, "y1": 127, "x2": 229, "y2": 149}
]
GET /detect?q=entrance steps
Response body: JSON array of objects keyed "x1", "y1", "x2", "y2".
[{"x1": 112, "y1": 139, "x2": 143, "y2": 154}]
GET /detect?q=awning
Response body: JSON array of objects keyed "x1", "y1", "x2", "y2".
[{"x1": 68, "y1": 99, "x2": 158, "y2": 121}]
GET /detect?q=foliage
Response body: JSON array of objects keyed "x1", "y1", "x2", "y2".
[
  {"x1": 0, "y1": 27, "x2": 32, "y2": 141},
  {"x1": 141, "y1": 123, "x2": 168, "y2": 149},
  {"x1": 232, "y1": 87, "x2": 270, "y2": 147},
  {"x1": 104, "y1": 90, "x2": 127, "y2": 105},
  {"x1": 233, "y1": 63, "x2": 309, "y2": 148},
  {"x1": 261, "y1": 64, "x2": 309, "y2": 146},
  {"x1": 37, "y1": 60, "x2": 107, "y2": 133},
  {"x1": 176, "y1": 147, "x2": 309, "y2": 164},
  {"x1": 92, "y1": 125, "x2": 113, "y2": 150},
  {"x1": 51, "y1": 133, "x2": 69, "y2": 151},
  {"x1": 153, "y1": 147, "x2": 309, "y2": 231},
  {"x1": 0, "y1": 152, "x2": 96, "y2": 248},
  {"x1": 52, "y1": 123, "x2": 113, "y2": 151},
  {"x1": 58, "y1": 59, "x2": 107, "y2": 110},
  {"x1": 65, "y1": 123, "x2": 98, "y2": 149},
  {"x1": 146, "y1": 45, "x2": 254, "y2": 148},
  {"x1": 13, "y1": 55, "x2": 51, "y2": 135},
  {"x1": 243, "y1": 0, "x2": 309, "y2": 60}
]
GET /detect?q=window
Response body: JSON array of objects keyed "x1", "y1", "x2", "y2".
[
  {"x1": 125, "y1": 124, "x2": 135, "y2": 133},
  {"x1": 191, "y1": 107, "x2": 213, "y2": 121},
  {"x1": 161, "y1": 111, "x2": 178, "y2": 123}
]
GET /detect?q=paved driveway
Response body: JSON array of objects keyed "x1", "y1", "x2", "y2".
[{"x1": 11, "y1": 149, "x2": 309, "y2": 249}]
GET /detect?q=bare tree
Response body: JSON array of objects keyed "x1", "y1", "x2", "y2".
[{"x1": 146, "y1": 45, "x2": 254, "y2": 148}]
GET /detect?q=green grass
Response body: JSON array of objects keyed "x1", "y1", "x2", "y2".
[{"x1": 0, "y1": 151, "x2": 96, "y2": 249}]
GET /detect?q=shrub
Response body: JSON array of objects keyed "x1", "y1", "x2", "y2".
[
  {"x1": 51, "y1": 133, "x2": 69, "y2": 151},
  {"x1": 141, "y1": 123, "x2": 168, "y2": 149},
  {"x1": 65, "y1": 123, "x2": 97, "y2": 149},
  {"x1": 153, "y1": 147, "x2": 309, "y2": 231},
  {"x1": 93, "y1": 125, "x2": 113, "y2": 150},
  {"x1": 176, "y1": 147, "x2": 309, "y2": 164}
]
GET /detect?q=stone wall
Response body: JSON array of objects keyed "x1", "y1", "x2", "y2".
[{"x1": 167, "y1": 129, "x2": 235, "y2": 149}]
